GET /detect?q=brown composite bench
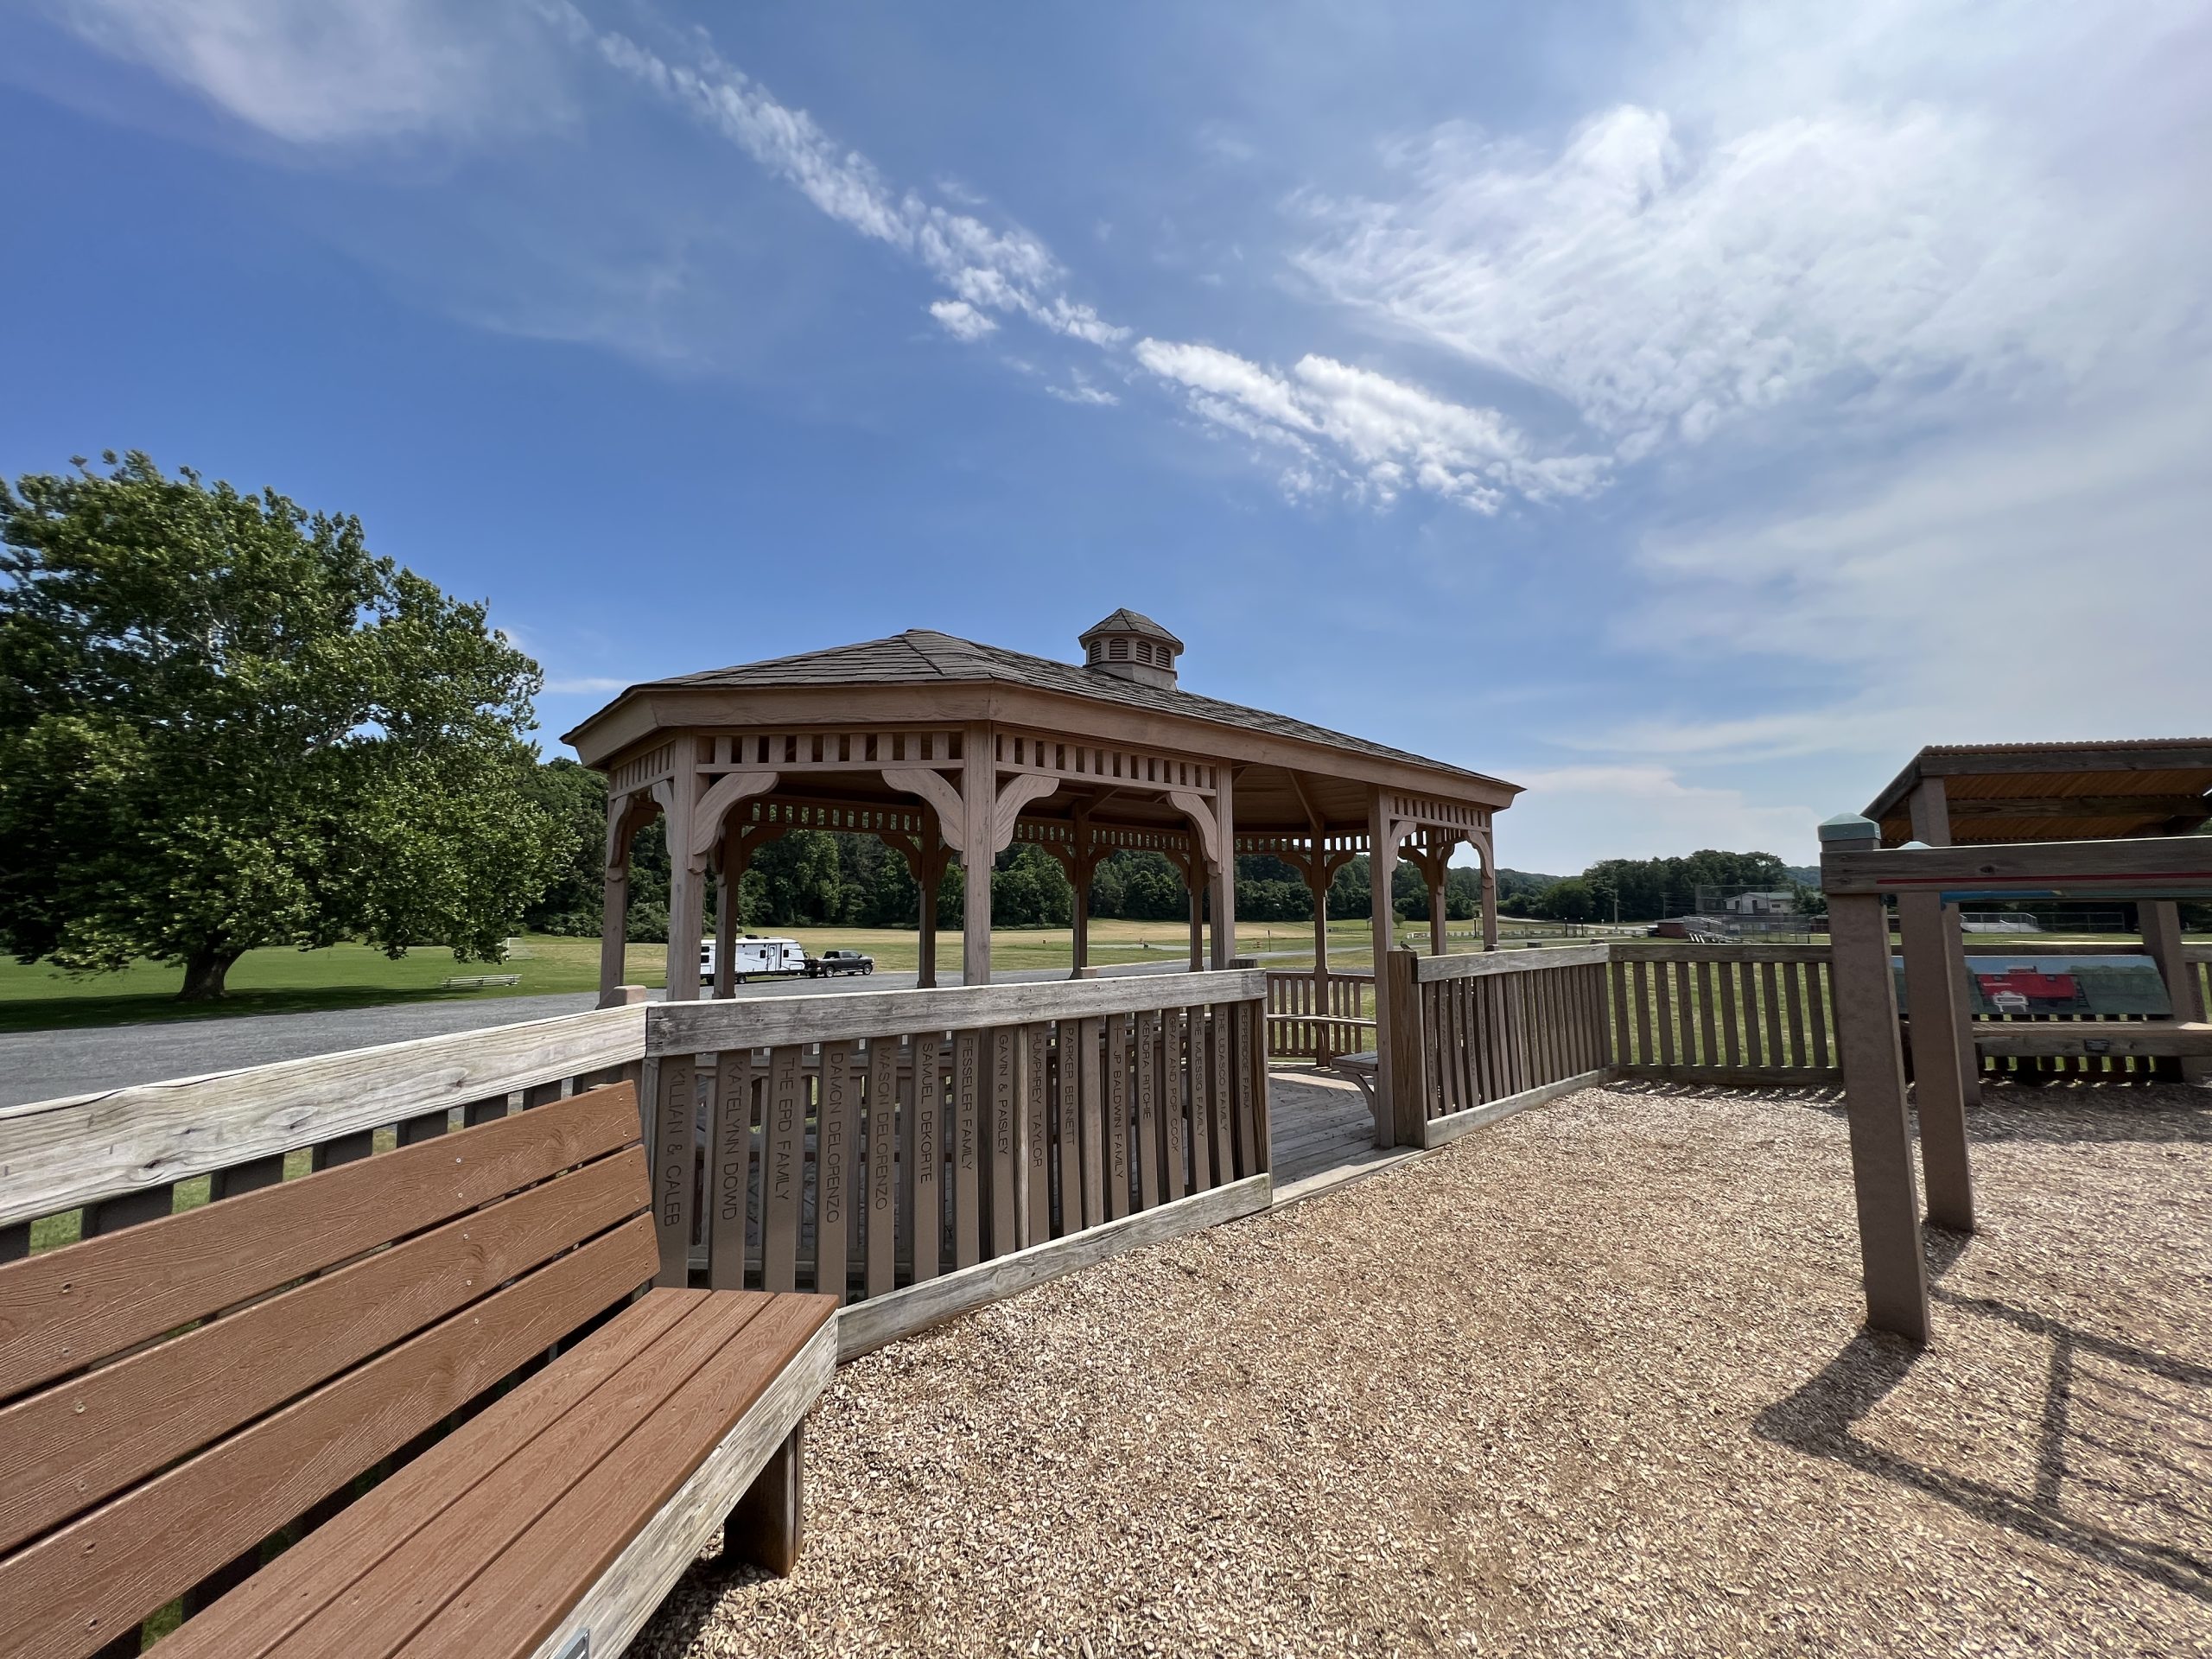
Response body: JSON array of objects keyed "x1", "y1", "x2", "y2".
[
  {"x1": 1324, "y1": 1050, "x2": 1386, "y2": 1137},
  {"x1": 0, "y1": 1082, "x2": 837, "y2": 1659}
]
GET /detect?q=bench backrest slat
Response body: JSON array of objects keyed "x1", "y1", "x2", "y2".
[
  {"x1": 0, "y1": 1082, "x2": 656, "y2": 1659},
  {"x1": 0, "y1": 1084, "x2": 643, "y2": 1398},
  {"x1": 0, "y1": 1145, "x2": 647, "y2": 1554},
  {"x1": 0, "y1": 1217, "x2": 660, "y2": 1659}
]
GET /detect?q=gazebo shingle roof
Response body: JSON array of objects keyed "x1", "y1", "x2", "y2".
[{"x1": 642, "y1": 628, "x2": 1503, "y2": 786}]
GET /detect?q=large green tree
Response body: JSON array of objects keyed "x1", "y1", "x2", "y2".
[{"x1": 0, "y1": 453, "x2": 569, "y2": 998}]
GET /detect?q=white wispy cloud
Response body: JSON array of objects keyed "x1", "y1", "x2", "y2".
[
  {"x1": 928, "y1": 299, "x2": 997, "y2": 342},
  {"x1": 578, "y1": 16, "x2": 1127, "y2": 351},
  {"x1": 1045, "y1": 372, "x2": 1118, "y2": 407},
  {"x1": 1293, "y1": 6, "x2": 2207, "y2": 468},
  {"x1": 1134, "y1": 338, "x2": 1604, "y2": 512},
  {"x1": 543, "y1": 675, "x2": 632, "y2": 695},
  {"x1": 55, "y1": 0, "x2": 569, "y2": 143},
  {"x1": 1616, "y1": 378, "x2": 2212, "y2": 763},
  {"x1": 1296, "y1": 104, "x2": 2094, "y2": 459}
]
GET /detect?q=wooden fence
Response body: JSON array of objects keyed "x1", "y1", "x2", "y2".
[
  {"x1": 1605, "y1": 940, "x2": 2212, "y2": 1086},
  {"x1": 0, "y1": 1004, "x2": 647, "y2": 1262},
  {"x1": 1264, "y1": 969, "x2": 1374, "y2": 1061},
  {"x1": 1388, "y1": 944, "x2": 1614, "y2": 1143},
  {"x1": 642, "y1": 970, "x2": 1273, "y2": 1340},
  {"x1": 1609, "y1": 944, "x2": 1840, "y2": 1086}
]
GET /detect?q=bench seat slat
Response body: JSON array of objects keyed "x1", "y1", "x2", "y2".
[
  {"x1": 390, "y1": 1294, "x2": 836, "y2": 1659},
  {"x1": 0, "y1": 1217, "x2": 661, "y2": 1659},
  {"x1": 0, "y1": 1147, "x2": 647, "y2": 1557},
  {"x1": 257, "y1": 1294, "x2": 774, "y2": 1659},
  {"x1": 0, "y1": 1084, "x2": 642, "y2": 1398}
]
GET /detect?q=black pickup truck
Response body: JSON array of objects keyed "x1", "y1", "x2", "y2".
[{"x1": 807, "y1": 949, "x2": 876, "y2": 977}]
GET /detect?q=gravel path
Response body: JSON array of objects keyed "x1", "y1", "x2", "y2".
[{"x1": 642, "y1": 1082, "x2": 2212, "y2": 1658}]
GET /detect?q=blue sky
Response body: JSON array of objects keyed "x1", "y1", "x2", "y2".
[{"x1": 4, "y1": 2, "x2": 2207, "y2": 873}]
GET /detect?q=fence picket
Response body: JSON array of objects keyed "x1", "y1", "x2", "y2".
[
  {"x1": 868, "y1": 1038, "x2": 899, "y2": 1299},
  {"x1": 708, "y1": 1048, "x2": 753, "y2": 1292}
]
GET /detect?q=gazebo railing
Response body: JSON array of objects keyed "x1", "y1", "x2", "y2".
[
  {"x1": 1264, "y1": 968, "x2": 1375, "y2": 1061},
  {"x1": 643, "y1": 970, "x2": 1273, "y2": 1352},
  {"x1": 1391, "y1": 945, "x2": 1613, "y2": 1141}
]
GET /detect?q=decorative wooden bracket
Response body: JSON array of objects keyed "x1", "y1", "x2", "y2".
[
  {"x1": 880, "y1": 767, "x2": 969, "y2": 854},
  {"x1": 989, "y1": 774, "x2": 1061, "y2": 855},
  {"x1": 1166, "y1": 790, "x2": 1223, "y2": 873},
  {"x1": 690, "y1": 771, "x2": 781, "y2": 868},
  {"x1": 606, "y1": 788, "x2": 666, "y2": 876}
]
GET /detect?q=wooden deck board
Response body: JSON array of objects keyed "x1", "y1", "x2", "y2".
[{"x1": 1264, "y1": 1071, "x2": 1378, "y2": 1188}]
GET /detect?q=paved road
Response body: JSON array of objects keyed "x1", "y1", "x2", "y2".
[{"x1": 0, "y1": 961, "x2": 1197, "y2": 1108}]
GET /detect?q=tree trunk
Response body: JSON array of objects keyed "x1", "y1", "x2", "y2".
[{"x1": 179, "y1": 947, "x2": 243, "y2": 1001}]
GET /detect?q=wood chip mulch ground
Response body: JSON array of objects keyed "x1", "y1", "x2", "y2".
[{"x1": 641, "y1": 1080, "x2": 2212, "y2": 1657}]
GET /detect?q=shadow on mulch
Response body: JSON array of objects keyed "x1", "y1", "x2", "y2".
[{"x1": 1757, "y1": 1224, "x2": 2212, "y2": 1605}]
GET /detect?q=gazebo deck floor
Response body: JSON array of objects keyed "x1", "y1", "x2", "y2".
[{"x1": 1265, "y1": 1067, "x2": 1389, "y2": 1190}]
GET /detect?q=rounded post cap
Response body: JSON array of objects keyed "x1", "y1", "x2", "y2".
[{"x1": 1818, "y1": 813, "x2": 1880, "y2": 843}]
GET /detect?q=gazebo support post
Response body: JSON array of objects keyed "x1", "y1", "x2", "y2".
[
  {"x1": 2141, "y1": 899, "x2": 2210, "y2": 1082},
  {"x1": 1402, "y1": 840, "x2": 1452, "y2": 957},
  {"x1": 1821, "y1": 817, "x2": 1931, "y2": 1344},
  {"x1": 1187, "y1": 883, "x2": 1205, "y2": 971},
  {"x1": 598, "y1": 798, "x2": 630, "y2": 1004},
  {"x1": 1478, "y1": 833, "x2": 1499, "y2": 952},
  {"x1": 917, "y1": 863, "x2": 939, "y2": 989},
  {"x1": 1367, "y1": 789, "x2": 1403, "y2": 1147},
  {"x1": 1909, "y1": 779, "x2": 1982, "y2": 1109},
  {"x1": 1210, "y1": 769, "x2": 1236, "y2": 970},
  {"x1": 665, "y1": 751, "x2": 704, "y2": 1003},
  {"x1": 712, "y1": 867, "x2": 735, "y2": 999},
  {"x1": 960, "y1": 724, "x2": 994, "y2": 986},
  {"x1": 1306, "y1": 861, "x2": 1330, "y2": 1024},
  {"x1": 1068, "y1": 808, "x2": 1095, "y2": 980}
]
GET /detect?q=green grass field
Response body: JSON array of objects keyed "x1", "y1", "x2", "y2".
[{"x1": 0, "y1": 915, "x2": 1605, "y2": 1033}]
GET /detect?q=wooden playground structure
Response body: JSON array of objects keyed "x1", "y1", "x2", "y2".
[{"x1": 1822, "y1": 740, "x2": 2212, "y2": 1344}]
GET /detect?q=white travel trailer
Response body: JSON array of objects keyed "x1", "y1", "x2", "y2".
[{"x1": 696, "y1": 935, "x2": 809, "y2": 982}]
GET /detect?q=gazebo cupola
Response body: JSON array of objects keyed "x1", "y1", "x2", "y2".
[{"x1": 1079, "y1": 608, "x2": 1183, "y2": 690}]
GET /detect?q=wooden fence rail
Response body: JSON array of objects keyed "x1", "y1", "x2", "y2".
[
  {"x1": 0, "y1": 1005, "x2": 648, "y2": 1262},
  {"x1": 642, "y1": 969, "x2": 1273, "y2": 1308}
]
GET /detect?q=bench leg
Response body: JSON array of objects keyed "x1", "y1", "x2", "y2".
[
  {"x1": 1346, "y1": 1077, "x2": 1382, "y2": 1144},
  {"x1": 723, "y1": 1424, "x2": 804, "y2": 1576}
]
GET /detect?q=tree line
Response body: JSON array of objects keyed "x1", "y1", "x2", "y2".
[{"x1": 1502, "y1": 850, "x2": 1821, "y2": 925}]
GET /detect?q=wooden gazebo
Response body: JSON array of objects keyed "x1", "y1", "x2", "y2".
[{"x1": 563, "y1": 613, "x2": 1520, "y2": 1116}]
